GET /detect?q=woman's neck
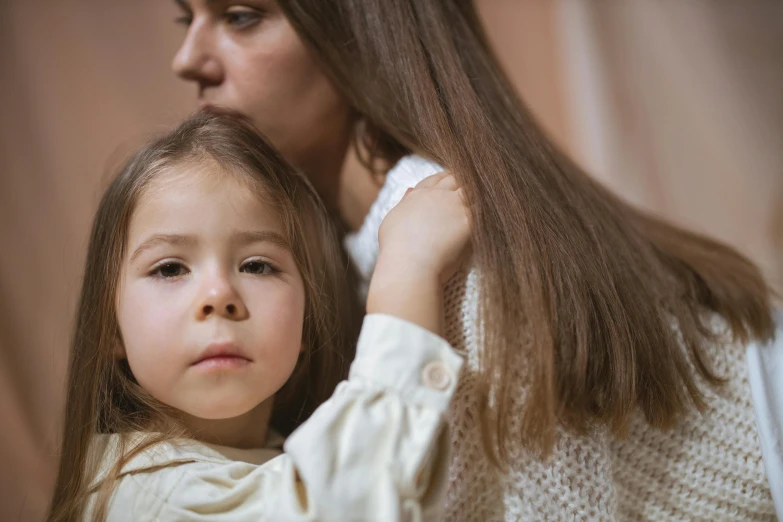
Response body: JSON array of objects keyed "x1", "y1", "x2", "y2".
[
  {"x1": 337, "y1": 146, "x2": 385, "y2": 232},
  {"x1": 180, "y1": 397, "x2": 274, "y2": 449},
  {"x1": 293, "y1": 128, "x2": 389, "y2": 233}
]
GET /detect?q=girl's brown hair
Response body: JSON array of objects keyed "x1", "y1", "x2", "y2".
[
  {"x1": 47, "y1": 111, "x2": 362, "y2": 522},
  {"x1": 278, "y1": 0, "x2": 775, "y2": 463}
]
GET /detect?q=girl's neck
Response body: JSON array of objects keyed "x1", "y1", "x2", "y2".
[{"x1": 180, "y1": 397, "x2": 274, "y2": 450}]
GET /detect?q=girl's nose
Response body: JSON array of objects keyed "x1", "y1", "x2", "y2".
[{"x1": 195, "y1": 275, "x2": 248, "y2": 321}]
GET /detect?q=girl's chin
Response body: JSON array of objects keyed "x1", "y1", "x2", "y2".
[{"x1": 180, "y1": 399, "x2": 268, "y2": 422}]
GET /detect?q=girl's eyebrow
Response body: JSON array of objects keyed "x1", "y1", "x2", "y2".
[
  {"x1": 129, "y1": 231, "x2": 291, "y2": 263},
  {"x1": 130, "y1": 234, "x2": 197, "y2": 263},
  {"x1": 233, "y1": 230, "x2": 291, "y2": 251}
]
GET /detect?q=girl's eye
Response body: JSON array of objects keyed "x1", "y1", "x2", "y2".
[
  {"x1": 153, "y1": 262, "x2": 189, "y2": 279},
  {"x1": 240, "y1": 260, "x2": 276, "y2": 275},
  {"x1": 224, "y1": 7, "x2": 264, "y2": 28}
]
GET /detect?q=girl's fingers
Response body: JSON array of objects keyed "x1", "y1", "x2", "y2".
[
  {"x1": 414, "y1": 171, "x2": 450, "y2": 189},
  {"x1": 434, "y1": 174, "x2": 459, "y2": 191},
  {"x1": 456, "y1": 187, "x2": 476, "y2": 215}
]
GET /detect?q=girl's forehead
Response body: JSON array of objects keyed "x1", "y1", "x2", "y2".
[
  {"x1": 145, "y1": 161, "x2": 276, "y2": 203},
  {"x1": 146, "y1": 161, "x2": 235, "y2": 192},
  {"x1": 130, "y1": 163, "x2": 285, "y2": 236}
]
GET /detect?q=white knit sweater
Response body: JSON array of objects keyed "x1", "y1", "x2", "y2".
[{"x1": 344, "y1": 155, "x2": 778, "y2": 522}]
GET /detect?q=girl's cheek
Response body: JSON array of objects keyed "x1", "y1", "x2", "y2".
[
  {"x1": 121, "y1": 284, "x2": 181, "y2": 341},
  {"x1": 260, "y1": 288, "x2": 305, "y2": 327}
]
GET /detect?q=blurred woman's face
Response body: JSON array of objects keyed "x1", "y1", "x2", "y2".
[{"x1": 172, "y1": 1, "x2": 353, "y2": 177}]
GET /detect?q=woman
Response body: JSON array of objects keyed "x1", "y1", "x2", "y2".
[{"x1": 171, "y1": 1, "x2": 782, "y2": 519}]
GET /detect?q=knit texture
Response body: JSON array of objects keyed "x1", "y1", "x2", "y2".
[{"x1": 344, "y1": 155, "x2": 775, "y2": 522}]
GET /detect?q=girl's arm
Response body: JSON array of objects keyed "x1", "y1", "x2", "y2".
[
  {"x1": 278, "y1": 172, "x2": 469, "y2": 521},
  {"x1": 277, "y1": 313, "x2": 463, "y2": 521},
  {"x1": 367, "y1": 171, "x2": 471, "y2": 336}
]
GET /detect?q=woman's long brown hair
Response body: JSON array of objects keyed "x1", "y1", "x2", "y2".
[
  {"x1": 47, "y1": 111, "x2": 362, "y2": 522},
  {"x1": 279, "y1": 0, "x2": 775, "y2": 463}
]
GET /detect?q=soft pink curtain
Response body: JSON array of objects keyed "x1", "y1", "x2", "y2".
[
  {"x1": 0, "y1": 1, "x2": 191, "y2": 518},
  {"x1": 477, "y1": 0, "x2": 573, "y2": 152},
  {"x1": 0, "y1": 2, "x2": 568, "y2": 519},
  {"x1": 560, "y1": 0, "x2": 783, "y2": 293}
]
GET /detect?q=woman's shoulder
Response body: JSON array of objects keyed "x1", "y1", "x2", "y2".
[{"x1": 746, "y1": 309, "x2": 783, "y2": 517}]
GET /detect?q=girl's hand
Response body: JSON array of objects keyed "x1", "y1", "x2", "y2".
[
  {"x1": 378, "y1": 172, "x2": 471, "y2": 284},
  {"x1": 367, "y1": 172, "x2": 471, "y2": 335}
]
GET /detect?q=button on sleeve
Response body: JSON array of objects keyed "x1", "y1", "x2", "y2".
[{"x1": 349, "y1": 314, "x2": 464, "y2": 412}]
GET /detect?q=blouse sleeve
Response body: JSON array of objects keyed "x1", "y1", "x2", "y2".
[
  {"x1": 120, "y1": 314, "x2": 463, "y2": 522},
  {"x1": 747, "y1": 309, "x2": 783, "y2": 520}
]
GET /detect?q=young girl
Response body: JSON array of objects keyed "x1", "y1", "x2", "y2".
[{"x1": 47, "y1": 111, "x2": 470, "y2": 522}]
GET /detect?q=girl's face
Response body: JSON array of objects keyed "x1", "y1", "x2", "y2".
[
  {"x1": 116, "y1": 164, "x2": 306, "y2": 428},
  {"x1": 171, "y1": 1, "x2": 352, "y2": 173}
]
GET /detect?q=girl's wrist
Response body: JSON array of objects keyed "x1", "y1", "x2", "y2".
[
  {"x1": 367, "y1": 256, "x2": 443, "y2": 335},
  {"x1": 374, "y1": 246, "x2": 444, "y2": 281},
  {"x1": 371, "y1": 251, "x2": 443, "y2": 295}
]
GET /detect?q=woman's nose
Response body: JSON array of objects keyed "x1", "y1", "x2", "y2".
[{"x1": 172, "y1": 19, "x2": 224, "y2": 87}]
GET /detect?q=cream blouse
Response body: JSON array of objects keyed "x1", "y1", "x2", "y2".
[{"x1": 84, "y1": 314, "x2": 464, "y2": 521}]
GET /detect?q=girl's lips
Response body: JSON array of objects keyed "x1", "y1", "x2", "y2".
[
  {"x1": 192, "y1": 355, "x2": 251, "y2": 370},
  {"x1": 192, "y1": 342, "x2": 251, "y2": 369}
]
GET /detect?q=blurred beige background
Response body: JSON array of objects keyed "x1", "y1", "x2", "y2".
[{"x1": 1, "y1": 1, "x2": 780, "y2": 520}]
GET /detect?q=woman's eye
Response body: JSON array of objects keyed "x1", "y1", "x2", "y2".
[
  {"x1": 154, "y1": 263, "x2": 189, "y2": 279},
  {"x1": 224, "y1": 7, "x2": 263, "y2": 28},
  {"x1": 241, "y1": 260, "x2": 276, "y2": 275},
  {"x1": 174, "y1": 14, "x2": 193, "y2": 27}
]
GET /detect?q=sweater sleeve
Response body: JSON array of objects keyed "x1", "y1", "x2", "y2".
[{"x1": 110, "y1": 314, "x2": 463, "y2": 522}]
